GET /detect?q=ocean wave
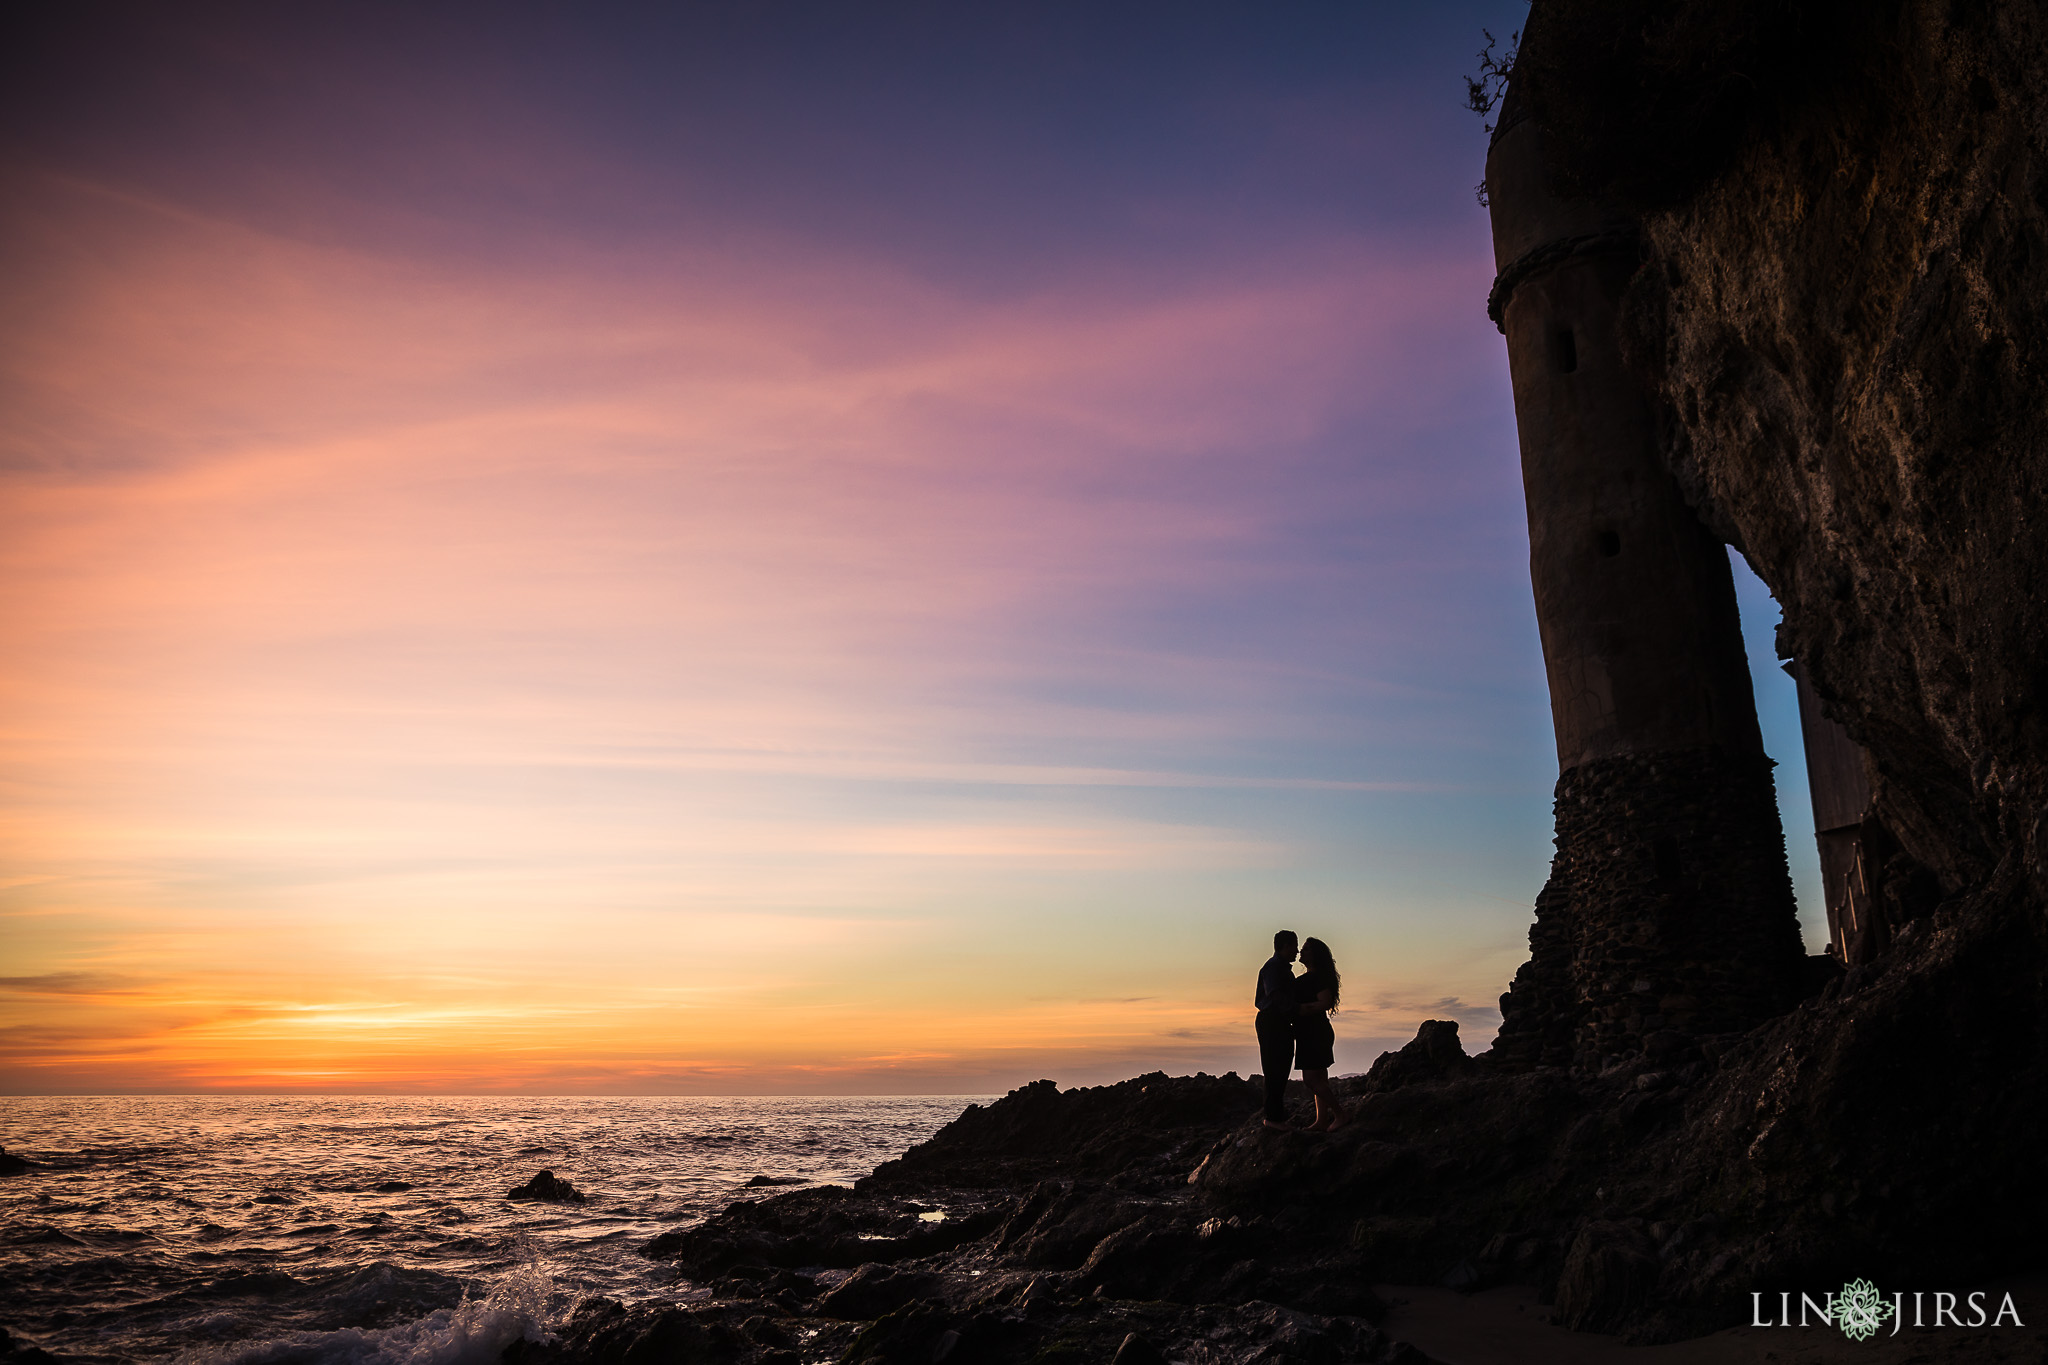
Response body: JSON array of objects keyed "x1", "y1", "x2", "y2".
[
  {"x1": 180, "y1": 1260, "x2": 556, "y2": 1365},
  {"x1": 1, "y1": 1093, "x2": 977, "y2": 1362},
  {"x1": 5, "y1": 1224, "x2": 88, "y2": 1246}
]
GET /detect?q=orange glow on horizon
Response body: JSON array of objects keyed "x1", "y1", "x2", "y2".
[{"x1": 0, "y1": 966, "x2": 1507, "y2": 1094}]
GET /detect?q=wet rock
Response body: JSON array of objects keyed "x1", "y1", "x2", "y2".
[
  {"x1": 1286, "y1": 1269, "x2": 1389, "y2": 1323},
  {"x1": 742, "y1": 1175, "x2": 807, "y2": 1187},
  {"x1": 644, "y1": 1184, "x2": 1006, "y2": 1276},
  {"x1": 0, "y1": 1148, "x2": 32, "y2": 1176},
  {"x1": 816, "y1": 1263, "x2": 941, "y2": 1321},
  {"x1": 1182, "y1": 1302, "x2": 1425, "y2": 1365},
  {"x1": 641, "y1": 1186, "x2": 860, "y2": 1272},
  {"x1": 1555, "y1": 1220, "x2": 1660, "y2": 1334},
  {"x1": 507, "y1": 1170, "x2": 587, "y2": 1203},
  {"x1": 1360, "y1": 1020, "x2": 1477, "y2": 1093},
  {"x1": 710, "y1": 1264, "x2": 817, "y2": 1308},
  {"x1": 860, "y1": 1071, "x2": 1261, "y2": 1192},
  {"x1": 735, "y1": 1315, "x2": 792, "y2": 1349},
  {"x1": 1073, "y1": 1216, "x2": 1201, "y2": 1299},
  {"x1": 837, "y1": 1303, "x2": 1008, "y2": 1365},
  {"x1": 504, "y1": 1297, "x2": 753, "y2": 1365},
  {"x1": 1109, "y1": 1332, "x2": 1165, "y2": 1365},
  {"x1": 612, "y1": 1077, "x2": 1444, "y2": 1360},
  {"x1": 1008, "y1": 1189, "x2": 1159, "y2": 1270}
]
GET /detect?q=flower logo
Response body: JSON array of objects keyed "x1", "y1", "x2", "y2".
[{"x1": 1835, "y1": 1279, "x2": 1895, "y2": 1341}]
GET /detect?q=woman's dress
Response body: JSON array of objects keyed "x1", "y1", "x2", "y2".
[{"x1": 1295, "y1": 968, "x2": 1336, "y2": 1070}]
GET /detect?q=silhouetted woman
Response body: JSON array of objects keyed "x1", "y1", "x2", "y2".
[{"x1": 1294, "y1": 937, "x2": 1347, "y2": 1131}]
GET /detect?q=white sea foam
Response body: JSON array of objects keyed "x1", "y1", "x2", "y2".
[{"x1": 183, "y1": 1258, "x2": 558, "y2": 1365}]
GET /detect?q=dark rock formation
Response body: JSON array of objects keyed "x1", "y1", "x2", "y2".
[
  {"x1": 507, "y1": 1170, "x2": 587, "y2": 1203},
  {"x1": 1356, "y1": 1019, "x2": 1474, "y2": 1091},
  {"x1": 599, "y1": 1051, "x2": 1792, "y2": 1353},
  {"x1": 515, "y1": 1287, "x2": 1429, "y2": 1365},
  {"x1": 816, "y1": 1264, "x2": 943, "y2": 1321},
  {"x1": 1509, "y1": 0, "x2": 2048, "y2": 933},
  {"x1": 640, "y1": 1184, "x2": 1008, "y2": 1277},
  {"x1": 506, "y1": 1298, "x2": 780, "y2": 1365},
  {"x1": 1474, "y1": 0, "x2": 2048, "y2": 1339},
  {"x1": 0, "y1": 1147, "x2": 31, "y2": 1176},
  {"x1": 860, "y1": 1072, "x2": 1266, "y2": 1191},
  {"x1": 579, "y1": 1075, "x2": 1436, "y2": 1364},
  {"x1": 1554, "y1": 1220, "x2": 1660, "y2": 1334}
]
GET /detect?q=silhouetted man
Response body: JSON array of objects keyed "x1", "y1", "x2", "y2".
[{"x1": 1255, "y1": 930, "x2": 1299, "y2": 1130}]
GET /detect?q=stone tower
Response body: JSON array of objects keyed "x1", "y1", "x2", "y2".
[{"x1": 1484, "y1": 98, "x2": 1807, "y2": 1069}]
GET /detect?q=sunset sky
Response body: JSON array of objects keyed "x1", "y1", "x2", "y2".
[{"x1": 0, "y1": 2, "x2": 1823, "y2": 1094}]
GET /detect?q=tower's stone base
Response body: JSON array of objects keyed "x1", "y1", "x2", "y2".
[{"x1": 1491, "y1": 745, "x2": 1808, "y2": 1070}]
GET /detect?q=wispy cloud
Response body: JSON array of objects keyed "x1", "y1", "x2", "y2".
[
  {"x1": 0, "y1": 973, "x2": 156, "y2": 996},
  {"x1": 0, "y1": 18, "x2": 1551, "y2": 1094}
]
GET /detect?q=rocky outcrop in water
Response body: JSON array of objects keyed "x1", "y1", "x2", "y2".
[{"x1": 507, "y1": 1170, "x2": 587, "y2": 1203}]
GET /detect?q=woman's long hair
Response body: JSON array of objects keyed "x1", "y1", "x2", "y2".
[{"x1": 1299, "y1": 936, "x2": 1340, "y2": 1009}]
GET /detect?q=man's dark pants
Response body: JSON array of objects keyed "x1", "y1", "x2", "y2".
[{"x1": 1256, "y1": 1010, "x2": 1295, "y2": 1123}]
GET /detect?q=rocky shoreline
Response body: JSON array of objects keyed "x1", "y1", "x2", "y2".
[
  {"x1": 517, "y1": 1063, "x2": 1432, "y2": 1365},
  {"x1": 510, "y1": 1019, "x2": 1760, "y2": 1364}
]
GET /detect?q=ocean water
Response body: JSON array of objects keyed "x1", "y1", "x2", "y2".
[{"x1": 0, "y1": 1095, "x2": 985, "y2": 1365}]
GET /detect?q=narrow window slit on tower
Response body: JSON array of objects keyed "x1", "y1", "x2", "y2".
[
  {"x1": 1596, "y1": 530, "x2": 1622, "y2": 558},
  {"x1": 1552, "y1": 326, "x2": 1577, "y2": 373}
]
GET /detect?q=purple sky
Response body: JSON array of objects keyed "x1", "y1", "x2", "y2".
[{"x1": 0, "y1": 1, "x2": 1822, "y2": 1093}]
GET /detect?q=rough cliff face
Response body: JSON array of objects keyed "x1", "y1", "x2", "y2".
[
  {"x1": 1524, "y1": 0, "x2": 2048, "y2": 903},
  {"x1": 1491, "y1": 0, "x2": 2048, "y2": 1324},
  {"x1": 1641, "y1": 6, "x2": 2047, "y2": 909}
]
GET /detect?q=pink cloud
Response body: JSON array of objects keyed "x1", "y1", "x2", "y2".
[{"x1": 0, "y1": 164, "x2": 1525, "y2": 1093}]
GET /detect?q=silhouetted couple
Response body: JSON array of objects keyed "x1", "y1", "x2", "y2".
[{"x1": 1254, "y1": 929, "x2": 1347, "y2": 1132}]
